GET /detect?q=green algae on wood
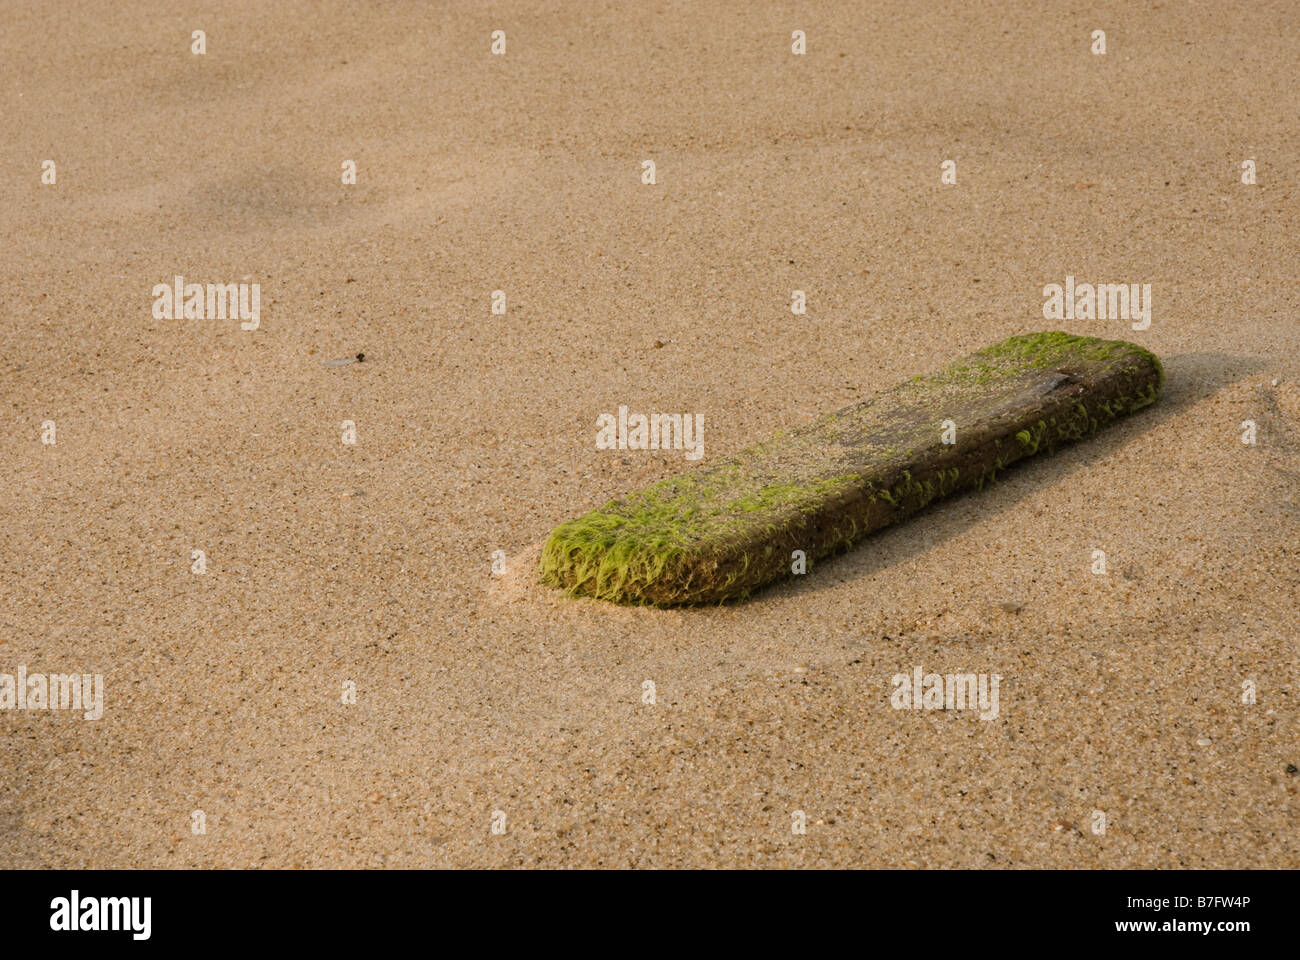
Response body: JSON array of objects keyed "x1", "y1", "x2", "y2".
[{"x1": 540, "y1": 331, "x2": 1163, "y2": 606}]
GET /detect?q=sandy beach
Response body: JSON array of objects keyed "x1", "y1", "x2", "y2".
[{"x1": 2, "y1": 0, "x2": 1296, "y2": 867}]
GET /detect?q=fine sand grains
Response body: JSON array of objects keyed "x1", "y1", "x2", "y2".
[{"x1": 1, "y1": 0, "x2": 1297, "y2": 867}]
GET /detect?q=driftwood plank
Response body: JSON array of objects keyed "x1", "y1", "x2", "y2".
[{"x1": 540, "y1": 331, "x2": 1163, "y2": 606}]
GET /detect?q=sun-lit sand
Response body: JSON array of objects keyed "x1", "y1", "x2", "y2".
[{"x1": 2, "y1": 0, "x2": 1296, "y2": 867}]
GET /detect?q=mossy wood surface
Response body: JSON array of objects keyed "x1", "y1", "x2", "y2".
[{"x1": 541, "y1": 332, "x2": 1163, "y2": 606}]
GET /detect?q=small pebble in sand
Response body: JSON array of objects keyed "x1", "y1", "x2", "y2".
[
  {"x1": 1196, "y1": 737, "x2": 1212, "y2": 746},
  {"x1": 1285, "y1": 764, "x2": 1297, "y2": 775},
  {"x1": 997, "y1": 601, "x2": 1024, "y2": 613},
  {"x1": 323, "y1": 352, "x2": 365, "y2": 366}
]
